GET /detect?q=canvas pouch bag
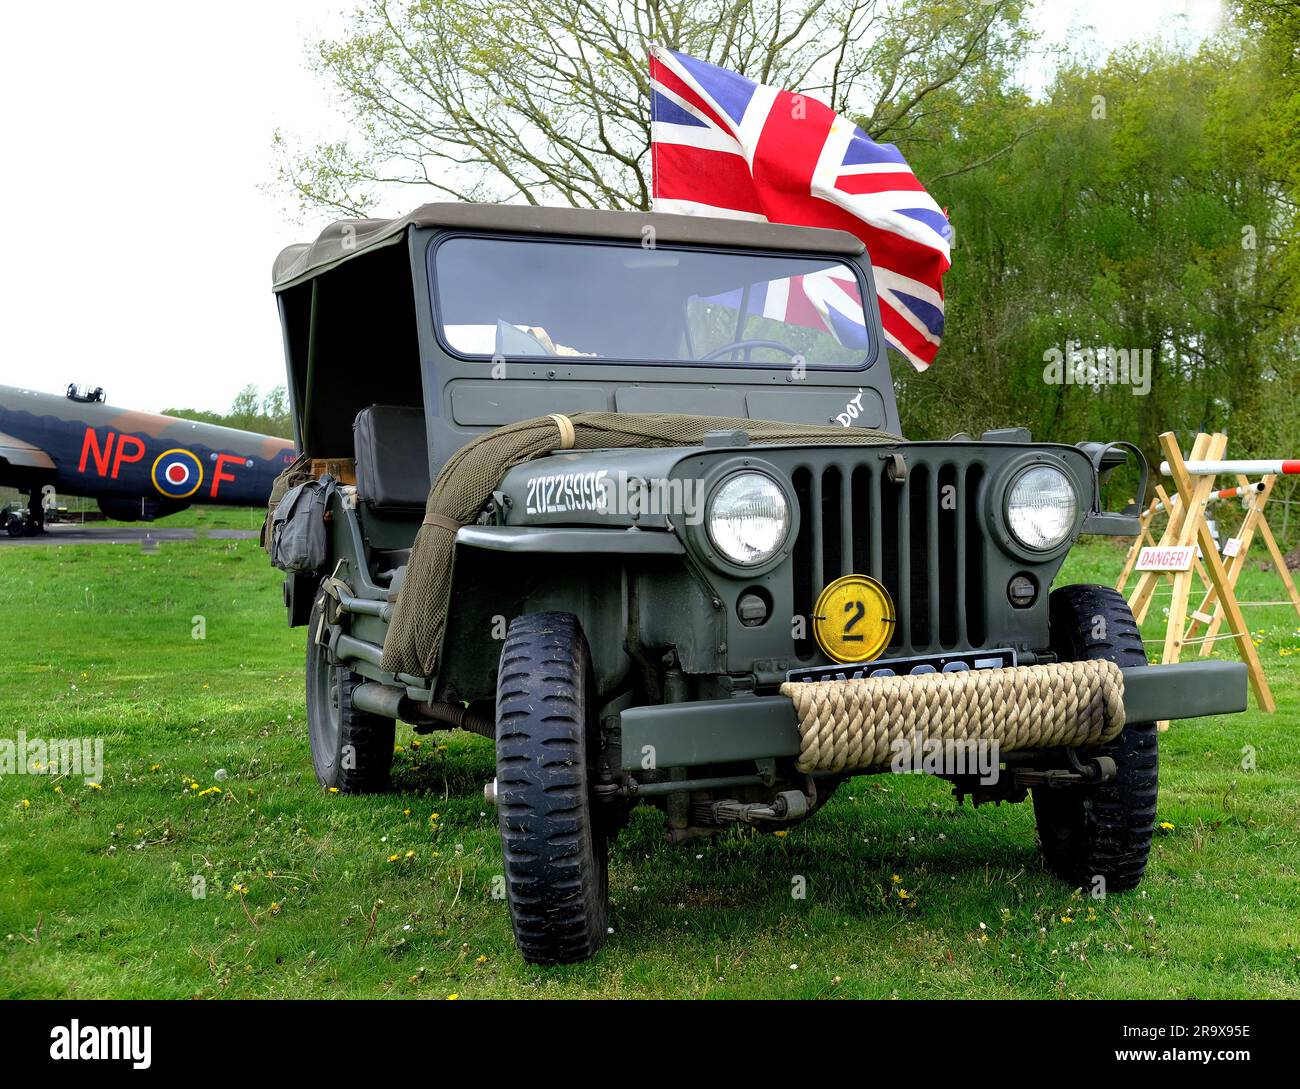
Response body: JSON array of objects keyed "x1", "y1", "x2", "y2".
[{"x1": 268, "y1": 474, "x2": 336, "y2": 573}]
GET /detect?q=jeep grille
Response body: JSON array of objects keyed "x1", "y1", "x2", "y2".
[{"x1": 791, "y1": 457, "x2": 987, "y2": 659}]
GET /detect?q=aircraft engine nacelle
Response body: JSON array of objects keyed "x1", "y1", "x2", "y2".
[{"x1": 96, "y1": 497, "x2": 191, "y2": 522}]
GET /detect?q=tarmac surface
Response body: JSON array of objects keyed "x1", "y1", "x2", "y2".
[{"x1": 0, "y1": 525, "x2": 259, "y2": 547}]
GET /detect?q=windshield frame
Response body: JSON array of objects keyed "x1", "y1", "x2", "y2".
[{"x1": 426, "y1": 231, "x2": 880, "y2": 373}]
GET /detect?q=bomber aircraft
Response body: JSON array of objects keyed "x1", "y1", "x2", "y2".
[{"x1": 0, "y1": 383, "x2": 296, "y2": 535}]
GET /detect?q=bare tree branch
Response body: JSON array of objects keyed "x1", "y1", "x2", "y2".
[{"x1": 276, "y1": 0, "x2": 1032, "y2": 217}]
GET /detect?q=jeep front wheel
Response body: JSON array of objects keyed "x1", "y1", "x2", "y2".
[
  {"x1": 1032, "y1": 585, "x2": 1158, "y2": 893},
  {"x1": 305, "y1": 590, "x2": 395, "y2": 793},
  {"x1": 495, "y1": 612, "x2": 609, "y2": 965}
]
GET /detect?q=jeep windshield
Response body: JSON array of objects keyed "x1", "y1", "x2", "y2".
[{"x1": 431, "y1": 235, "x2": 873, "y2": 368}]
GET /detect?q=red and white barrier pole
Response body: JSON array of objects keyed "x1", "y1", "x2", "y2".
[
  {"x1": 1159, "y1": 458, "x2": 1300, "y2": 477},
  {"x1": 1151, "y1": 481, "x2": 1265, "y2": 515}
]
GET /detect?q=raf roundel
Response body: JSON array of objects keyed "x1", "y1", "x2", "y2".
[{"x1": 151, "y1": 448, "x2": 204, "y2": 499}]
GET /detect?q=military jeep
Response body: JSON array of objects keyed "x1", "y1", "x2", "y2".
[{"x1": 269, "y1": 203, "x2": 1247, "y2": 965}]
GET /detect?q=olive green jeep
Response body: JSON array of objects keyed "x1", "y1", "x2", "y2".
[{"x1": 269, "y1": 204, "x2": 1247, "y2": 965}]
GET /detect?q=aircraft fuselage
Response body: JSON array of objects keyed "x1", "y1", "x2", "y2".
[{"x1": 0, "y1": 384, "x2": 296, "y2": 523}]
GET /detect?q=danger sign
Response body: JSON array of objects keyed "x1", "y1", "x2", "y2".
[{"x1": 1136, "y1": 546, "x2": 1196, "y2": 572}]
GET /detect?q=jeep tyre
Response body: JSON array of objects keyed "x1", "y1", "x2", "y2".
[
  {"x1": 305, "y1": 589, "x2": 395, "y2": 793},
  {"x1": 1033, "y1": 585, "x2": 1158, "y2": 893},
  {"x1": 495, "y1": 612, "x2": 610, "y2": 965}
]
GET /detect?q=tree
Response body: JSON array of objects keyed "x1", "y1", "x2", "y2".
[
  {"x1": 1232, "y1": 1, "x2": 1300, "y2": 539},
  {"x1": 276, "y1": 0, "x2": 1032, "y2": 216},
  {"x1": 163, "y1": 385, "x2": 294, "y2": 439},
  {"x1": 896, "y1": 34, "x2": 1296, "y2": 492}
]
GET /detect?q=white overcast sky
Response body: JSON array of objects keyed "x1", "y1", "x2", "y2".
[{"x1": 0, "y1": 0, "x2": 1223, "y2": 415}]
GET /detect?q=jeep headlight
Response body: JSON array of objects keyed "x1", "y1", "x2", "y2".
[
  {"x1": 1005, "y1": 465, "x2": 1077, "y2": 550},
  {"x1": 707, "y1": 472, "x2": 790, "y2": 566}
]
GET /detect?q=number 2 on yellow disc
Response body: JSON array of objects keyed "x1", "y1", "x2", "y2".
[{"x1": 811, "y1": 574, "x2": 896, "y2": 663}]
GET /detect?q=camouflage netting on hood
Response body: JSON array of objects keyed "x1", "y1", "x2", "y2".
[{"x1": 382, "y1": 412, "x2": 900, "y2": 680}]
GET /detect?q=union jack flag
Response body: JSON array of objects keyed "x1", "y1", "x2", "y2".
[
  {"x1": 701, "y1": 267, "x2": 871, "y2": 350},
  {"x1": 650, "y1": 46, "x2": 951, "y2": 370}
]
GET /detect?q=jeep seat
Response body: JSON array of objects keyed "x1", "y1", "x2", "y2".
[{"x1": 352, "y1": 404, "x2": 431, "y2": 517}]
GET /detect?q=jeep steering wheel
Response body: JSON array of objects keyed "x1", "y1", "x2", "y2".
[{"x1": 701, "y1": 339, "x2": 800, "y2": 362}]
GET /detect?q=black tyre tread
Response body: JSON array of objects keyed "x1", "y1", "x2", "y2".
[
  {"x1": 305, "y1": 592, "x2": 395, "y2": 794},
  {"x1": 495, "y1": 612, "x2": 608, "y2": 965},
  {"x1": 332, "y1": 673, "x2": 397, "y2": 794},
  {"x1": 1033, "y1": 585, "x2": 1158, "y2": 892}
]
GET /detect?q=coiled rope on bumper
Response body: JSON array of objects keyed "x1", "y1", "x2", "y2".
[{"x1": 780, "y1": 659, "x2": 1126, "y2": 773}]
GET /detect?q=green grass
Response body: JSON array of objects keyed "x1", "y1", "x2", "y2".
[
  {"x1": 80, "y1": 506, "x2": 266, "y2": 531},
  {"x1": 0, "y1": 532, "x2": 1297, "y2": 998}
]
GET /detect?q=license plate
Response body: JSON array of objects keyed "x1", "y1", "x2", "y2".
[{"x1": 786, "y1": 647, "x2": 1017, "y2": 684}]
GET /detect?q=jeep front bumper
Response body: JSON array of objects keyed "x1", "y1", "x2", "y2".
[{"x1": 617, "y1": 660, "x2": 1247, "y2": 771}]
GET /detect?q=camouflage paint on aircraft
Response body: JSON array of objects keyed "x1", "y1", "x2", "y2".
[{"x1": 0, "y1": 384, "x2": 295, "y2": 523}]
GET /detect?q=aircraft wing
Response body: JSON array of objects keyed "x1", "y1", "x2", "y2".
[{"x1": 0, "y1": 429, "x2": 56, "y2": 470}]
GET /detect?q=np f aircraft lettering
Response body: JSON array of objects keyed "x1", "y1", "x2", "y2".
[
  {"x1": 72, "y1": 428, "x2": 267, "y2": 502},
  {"x1": 77, "y1": 427, "x2": 257, "y2": 499},
  {"x1": 0, "y1": 383, "x2": 295, "y2": 533}
]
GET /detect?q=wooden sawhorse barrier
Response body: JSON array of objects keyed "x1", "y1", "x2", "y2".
[
  {"x1": 1125, "y1": 432, "x2": 1276, "y2": 727},
  {"x1": 1184, "y1": 472, "x2": 1300, "y2": 655}
]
